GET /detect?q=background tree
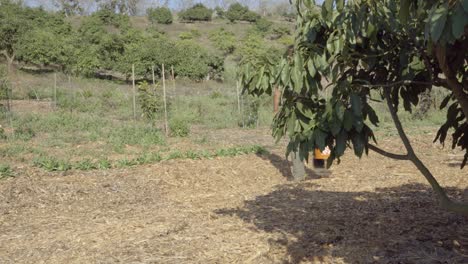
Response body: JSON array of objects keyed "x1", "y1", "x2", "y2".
[
  {"x1": 225, "y1": 3, "x2": 260, "y2": 23},
  {"x1": 53, "y1": 0, "x2": 83, "y2": 16},
  {"x1": 239, "y1": 0, "x2": 468, "y2": 213},
  {"x1": 147, "y1": 6, "x2": 173, "y2": 24},
  {"x1": 178, "y1": 3, "x2": 213, "y2": 22}
]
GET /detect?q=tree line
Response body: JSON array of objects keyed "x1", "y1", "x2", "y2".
[{"x1": 0, "y1": 0, "x2": 225, "y2": 81}]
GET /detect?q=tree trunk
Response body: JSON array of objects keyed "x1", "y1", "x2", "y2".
[
  {"x1": 291, "y1": 150, "x2": 305, "y2": 181},
  {"x1": 383, "y1": 89, "x2": 468, "y2": 215}
]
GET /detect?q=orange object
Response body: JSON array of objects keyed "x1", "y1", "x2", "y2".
[{"x1": 314, "y1": 148, "x2": 330, "y2": 160}]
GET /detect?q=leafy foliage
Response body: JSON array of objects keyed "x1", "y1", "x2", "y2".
[
  {"x1": 225, "y1": 3, "x2": 260, "y2": 23},
  {"x1": 209, "y1": 28, "x2": 237, "y2": 54},
  {"x1": 147, "y1": 7, "x2": 173, "y2": 24},
  {"x1": 239, "y1": 0, "x2": 467, "y2": 168},
  {"x1": 179, "y1": 3, "x2": 213, "y2": 22}
]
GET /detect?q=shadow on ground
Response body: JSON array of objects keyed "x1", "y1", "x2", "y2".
[
  {"x1": 257, "y1": 152, "x2": 331, "y2": 181},
  {"x1": 216, "y1": 183, "x2": 468, "y2": 263}
]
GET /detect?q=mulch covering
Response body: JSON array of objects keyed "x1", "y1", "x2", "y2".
[{"x1": 0, "y1": 135, "x2": 467, "y2": 263}]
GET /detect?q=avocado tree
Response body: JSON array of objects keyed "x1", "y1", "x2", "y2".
[{"x1": 239, "y1": 0, "x2": 468, "y2": 214}]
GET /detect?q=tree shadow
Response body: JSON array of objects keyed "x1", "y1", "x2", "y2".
[
  {"x1": 257, "y1": 152, "x2": 331, "y2": 181},
  {"x1": 216, "y1": 183, "x2": 467, "y2": 263}
]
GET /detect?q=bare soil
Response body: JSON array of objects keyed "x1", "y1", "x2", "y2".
[{"x1": 1, "y1": 129, "x2": 467, "y2": 263}]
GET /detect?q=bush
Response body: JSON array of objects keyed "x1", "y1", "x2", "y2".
[
  {"x1": 169, "y1": 118, "x2": 190, "y2": 137},
  {"x1": 14, "y1": 124, "x2": 35, "y2": 141},
  {"x1": 147, "y1": 7, "x2": 173, "y2": 24},
  {"x1": 0, "y1": 164, "x2": 14, "y2": 179},
  {"x1": 138, "y1": 81, "x2": 165, "y2": 123},
  {"x1": 179, "y1": 4, "x2": 213, "y2": 22},
  {"x1": 209, "y1": 28, "x2": 237, "y2": 54},
  {"x1": 255, "y1": 18, "x2": 273, "y2": 34},
  {"x1": 214, "y1": 6, "x2": 225, "y2": 18},
  {"x1": 0, "y1": 126, "x2": 6, "y2": 140},
  {"x1": 179, "y1": 31, "x2": 194, "y2": 40},
  {"x1": 226, "y1": 3, "x2": 260, "y2": 23}
]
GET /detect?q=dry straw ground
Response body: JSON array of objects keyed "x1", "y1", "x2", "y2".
[{"x1": 0, "y1": 131, "x2": 467, "y2": 263}]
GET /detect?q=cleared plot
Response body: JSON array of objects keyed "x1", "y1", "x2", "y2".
[{"x1": 0, "y1": 134, "x2": 467, "y2": 263}]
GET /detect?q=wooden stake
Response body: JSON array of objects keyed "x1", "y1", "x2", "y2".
[
  {"x1": 236, "y1": 80, "x2": 241, "y2": 115},
  {"x1": 162, "y1": 64, "x2": 169, "y2": 136},
  {"x1": 53, "y1": 72, "x2": 57, "y2": 109},
  {"x1": 171, "y1": 65, "x2": 176, "y2": 99},
  {"x1": 132, "y1": 64, "x2": 136, "y2": 120}
]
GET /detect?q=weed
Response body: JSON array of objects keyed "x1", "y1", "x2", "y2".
[
  {"x1": 169, "y1": 118, "x2": 190, "y2": 137},
  {"x1": 33, "y1": 156, "x2": 72, "y2": 172},
  {"x1": 97, "y1": 158, "x2": 112, "y2": 170},
  {"x1": 74, "y1": 159, "x2": 98, "y2": 170},
  {"x1": 0, "y1": 164, "x2": 14, "y2": 179}
]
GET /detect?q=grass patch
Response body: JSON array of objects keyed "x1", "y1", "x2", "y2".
[{"x1": 0, "y1": 164, "x2": 14, "y2": 179}]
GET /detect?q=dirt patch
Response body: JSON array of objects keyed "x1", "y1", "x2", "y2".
[{"x1": 0, "y1": 135, "x2": 467, "y2": 263}]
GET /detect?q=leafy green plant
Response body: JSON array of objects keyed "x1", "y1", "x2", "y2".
[
  {"x1": 33, "y1": 156, "x2": 72, "y2": 172},
  {"x1": 0, "y1": 164, "x2": 14, "y2": 179},
  {"x1": 255, "y1": 18, "x2": 273, "y2": 34},
  {"x1": 138, "y1": 81, "x2": 165, "y2": 124},
  {"x1": 226, "y1": 3, "x2": 259, "y2": 23},
  {"x1": 209, "y1": 28, "x2": 237, "y2": 54},
  {"x1": 14, "y1": 124, "x2": 35, "y2": 141},
  {"x1": 169, "y1": 118, "x2": 190, "y2": 137},
  {"x1": 179, "y1": 31, "x2": 194, "y2": 40},
  {"x1": 74, "y1": 159, "x2": 97, "y2": 170},
  {"x1": 97, "y1": 158, "x2": 112, "y2": 170},
  {"x1": 147, "y1": 7, "x2": 173, "y2": 24},
  {"x1": 0, "y1": 126, "x2": 7, "y2": 140},
  {"x1": 179, "y1": 4, "x2": 213, "y2": 22},
  {"x1": 116, "y1": 158, "x2": 138, "y2": 168}
]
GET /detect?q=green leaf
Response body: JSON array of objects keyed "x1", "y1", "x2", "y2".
[
  {"x1": 351, "y1": 133, "x2": 365, "y2": 158},
  {"x1": 314, "y1": 129, "x2": 327, "y2": 150},
  {"x1": 335, "y1": 129, "x2": 347, "y2": 156},
  {"x1": 430, "y1": 4, "x2": 448, "y2": 42},
  {"x1": 365, "y1": 104, "x2": 379, "y2": 125},
  {"x1": 336, "y1": 0, "x2": 344, "y2": 11},
  {"x1": 399, "y1": 0, "x2": 410, "y2": 25},
  {"x1": 350, "y1": 94, "x2": 362, "y2": 117},
  {"x1": 307, "y1": 59, "x2": 316, "y2": 77},
  {"x1": 343, "y1": 110, "x2": 354, "y2": 131},
  {"x1": 452, "y1": 4, "x2": 468, "y2": 39}
]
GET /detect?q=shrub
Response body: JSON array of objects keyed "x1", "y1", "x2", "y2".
[
  {"x1": 169, "y1": 118, "x2": 190, "y2": 137},
  {"x1": 14, "y1": 124, "x2": 35, "y2": 141},
  {"x1": 214, "y1": 6, "x2": 225, "y2": 18},
  {"x1": 255, "y1": 18, "x2": 273, "y2": 34},
  {"x1": 179, "y1": 4, "x2": 213, "y2": 22},
  {"x1": 209, "y1": 28, "x2": 237, "y2": 54},
  {"x1": 226, "y1": 3, "x2": 259, "y2": 23},
  {"x1": 147, "y1": 7, "x2": 173, "y2": 24},
  {"x1": 179, "y1": 31, "x2": 194, "y2": 40},
  {"x1": 0, "y1": 126, "x2": 6, "y2": 140},
  {"x1": 271, "y1": 25, "x2": 291, "y2": 39},
  {"x1": 33, "y1": 156, "x2": 72, "y2": 171},
  {"x1": 138, "y1": 81, "x2": 165, "y2": 123},
  {"x1": 0, "y1": 164, "x2": 14, "y2": 179}
]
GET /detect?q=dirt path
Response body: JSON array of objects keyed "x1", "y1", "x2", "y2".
[{"x1": 0, "y1": 136, "x2": 467, "y2": 263}]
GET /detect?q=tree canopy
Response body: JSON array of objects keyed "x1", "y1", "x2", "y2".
[{"x1": 239, "y1": 0, "x2": 468, "y2": 213}]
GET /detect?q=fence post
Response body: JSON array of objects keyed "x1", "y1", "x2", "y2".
[
  {"x1": 132, "y1": 64, "x2": 136, "y2": 121},
  {"x1": 162, "y1": 64, "x2": 169, "y2": 136},
  {"x1": 54, "y1": 72, "x2": 57, "y2": 109}
]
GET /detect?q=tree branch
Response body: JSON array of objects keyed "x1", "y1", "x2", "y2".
[
  {"x1": 435, "y1": 45, "x2": 468, "y2": 123},
  {"x1": 368, "y1": 144, "x2": 408, "y2": 160},
  {"x1": 384, "y1": 89, "x2": 468, "y2": 215},
  {"x1": 355, "y1": 80, "x2": 432, "y2": 88}
]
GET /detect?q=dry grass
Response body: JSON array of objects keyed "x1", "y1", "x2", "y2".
[{"x1": 0, "y1": 132, "x2": 467, "y2": 263}]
